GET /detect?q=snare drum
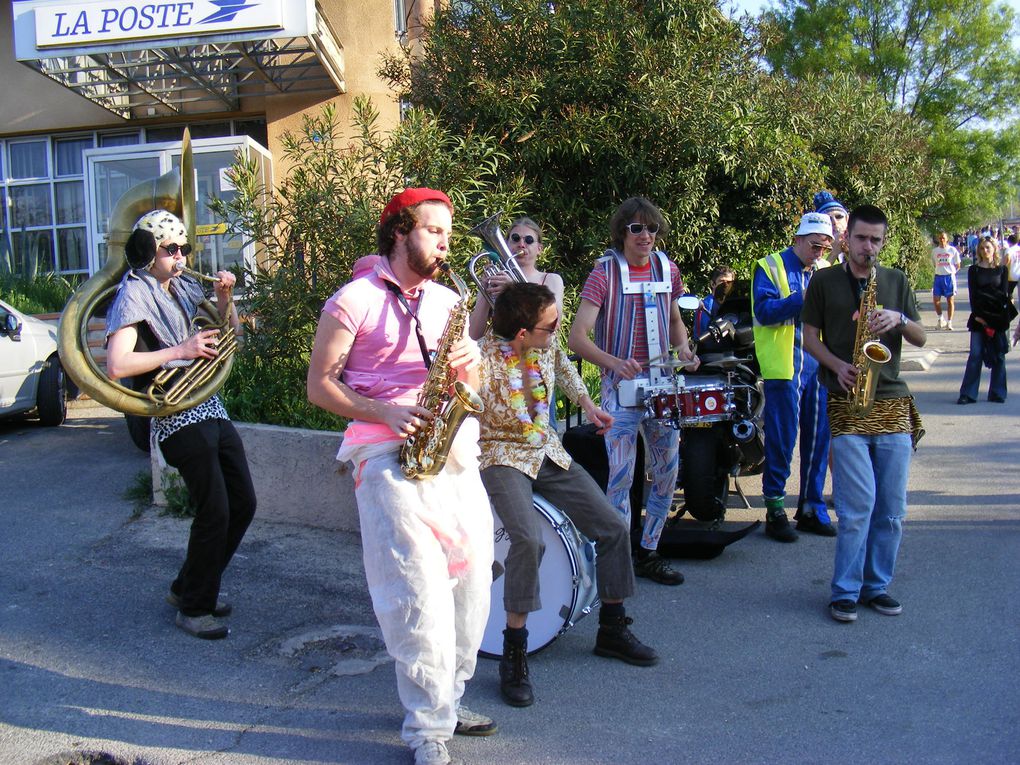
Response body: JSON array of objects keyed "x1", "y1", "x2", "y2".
[
  {"x1": 650, "y1": 376, "x2": 733, "y2": 424},
  {"x1": 479, "y1": 494, "x2": 599, "y2": 657}
]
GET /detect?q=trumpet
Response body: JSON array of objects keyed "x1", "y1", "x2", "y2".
[{"x1": 467, "y1": 212, "x2": 527, "y2": 306}]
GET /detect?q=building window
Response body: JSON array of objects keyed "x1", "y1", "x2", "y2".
[
  {"x1": 54, "y1": 136, "x2": 94, "y2": 176},
  {"x1": 8, "y1": 140, "x2": 49, "y2": 180},
  {"x1": 101, "y1": 132, "x2": 140, "y2": 147}
]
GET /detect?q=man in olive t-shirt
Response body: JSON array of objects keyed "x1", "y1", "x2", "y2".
[{"x1": 801, "y1": 204, "x2": 927, "y2": 624}]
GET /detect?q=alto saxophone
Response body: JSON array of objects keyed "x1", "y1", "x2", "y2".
[
  {"x1": 848, "y1": 267, "x2": 892, "y2": 416},
  {"x1": 399, "y1": 262, "x2": 485, "y2": 479}
]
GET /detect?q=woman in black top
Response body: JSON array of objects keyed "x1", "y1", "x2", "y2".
[{"x1": 958, "y1": 238, "x2": 1012, "y2": 403}]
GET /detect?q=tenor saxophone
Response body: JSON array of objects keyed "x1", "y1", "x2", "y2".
[
  {"x1": 847, "y1": 268, "x2": 892, "y2": 416},
  {"x1": 399, "y1": 262, "x2": 485, "y2": 479}
]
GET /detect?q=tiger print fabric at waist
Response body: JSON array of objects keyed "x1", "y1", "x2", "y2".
[{"x1": 827, "y1": 395, "x2": 925, "y2": 448}]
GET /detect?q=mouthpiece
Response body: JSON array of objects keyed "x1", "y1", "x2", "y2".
[{"x1": 174, "y1": 262, "x2": 221, "y2": 283}]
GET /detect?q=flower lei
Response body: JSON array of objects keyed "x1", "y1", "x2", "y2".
[{"x1": 499, "y1": 342, "x2": 550, "y2": 447}]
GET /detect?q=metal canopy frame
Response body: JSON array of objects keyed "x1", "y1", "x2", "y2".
[{"x1": 21, "y1": 29, "x2": 345, "y2": 119}]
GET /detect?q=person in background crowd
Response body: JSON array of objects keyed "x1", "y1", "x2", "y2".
[
  {"x1": 1002, "y1": 234, "x2": 1020, "y2": 300},
  {"x1": 751, "y1": 211, "x2": 835, "y2": 542},
  {"x1": 931, "y1": 231, "x2": 961, "y2": 330},
  {"x1": 693, "y1": 265, "x2": 737, "y2": 338},
  {"x1": 957, "y1": 237, "x2": 1012, "y2": 404},
  {"x1": 814, "y1": 190, "x2": 849, "y2": 264}
]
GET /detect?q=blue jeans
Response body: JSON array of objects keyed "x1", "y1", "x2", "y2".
[
  {"x1": 959, "y1": 330, "x2": 1007, "y2": 401},
  {"x1": 830, "y1": 432, "x2": 911, "y2": 602}
]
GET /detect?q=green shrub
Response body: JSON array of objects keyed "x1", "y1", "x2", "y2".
[
  {"x1": 0, "y1": 272, "x2": 75, "y2": 314},
  {"x1": 212, "y1": 98, "x2": 529, "y2": 430}
]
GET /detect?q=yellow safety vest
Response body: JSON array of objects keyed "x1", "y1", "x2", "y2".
[{"x1": 752, "y1": 251, "x2": 828, "y2": 380}]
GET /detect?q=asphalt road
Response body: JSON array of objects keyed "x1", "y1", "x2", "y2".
[{"x1": 1, "y1": 286, "x2": 1018, "y2": 765}]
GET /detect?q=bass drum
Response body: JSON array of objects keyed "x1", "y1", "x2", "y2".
[{"x1": 479, "y1": 494, "x2": 599, "y2": 658}]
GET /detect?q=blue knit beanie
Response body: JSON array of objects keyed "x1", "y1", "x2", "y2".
[{"x1": 813, "y1": 190, "x2": 847, "y2": 215}]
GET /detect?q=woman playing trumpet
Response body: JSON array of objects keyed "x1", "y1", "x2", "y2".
[{"x1": 105, "y1": 209, "x2": 256, "y2": 641}]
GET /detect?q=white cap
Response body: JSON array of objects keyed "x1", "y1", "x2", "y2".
[{"x1": 795, "y1": 212, "x2": 834, "y2": 239}]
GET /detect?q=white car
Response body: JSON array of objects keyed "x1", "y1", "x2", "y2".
[{"x1": 0, "y1": 298, "x2": 67, "y2": 426}]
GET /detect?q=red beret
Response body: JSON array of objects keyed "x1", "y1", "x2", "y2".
[{"x1": 379, "y1": 188, "x2": 453, "y2": 226}]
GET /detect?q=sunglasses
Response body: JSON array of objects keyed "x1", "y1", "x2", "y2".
[
  {"x1": 160, "y1": 242, "x2": 193, "y2": 257},
  {"x1": 530, "y1": 323, "x2": 559, "y2": 334},
  {"x1": 509, "y1": 233, "x2": 538, "y2": 245},
  {"x1": 808, "y1": 242, "x2": 833, "y2": 254},
  {"x1": 626, "y1": 223, "x2": 659, "y2": 235}
]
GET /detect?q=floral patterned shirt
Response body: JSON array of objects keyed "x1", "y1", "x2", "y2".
[{"x1": 477, "y1": 334, "x2": 590, "y2": 479}]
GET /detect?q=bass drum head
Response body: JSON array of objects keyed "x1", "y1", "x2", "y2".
[{"x1": 479, "y1": 495, "x2": 594, "y2": 658}]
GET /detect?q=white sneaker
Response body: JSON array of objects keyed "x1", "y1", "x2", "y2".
[
  {"x1": 937, "y1": 316, "x2": 946, "y2": 329},
  {"x1": 947, "y1": 321, "x2": 954, "y2": 331},
  {"x1": 415, "y1": 740, "x2": 458, "y2": 765}
]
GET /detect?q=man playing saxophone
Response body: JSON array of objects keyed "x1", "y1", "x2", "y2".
[
  {"x1": 306, "y1": 188, "x2": 496, "y2": 765},
  {"x1": 800, "y1": 204, "x2": 926, "y2": 624},
  {"x1": 105, "y1": 209, "x2": 256, "y2": 641}
]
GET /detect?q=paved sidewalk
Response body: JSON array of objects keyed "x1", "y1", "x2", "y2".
[{"x1": 1, "y1": 282, "x2": 1017, "y2": 765}]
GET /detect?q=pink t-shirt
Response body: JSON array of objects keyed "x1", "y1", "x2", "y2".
[{"x1": 323, "y1": 258, "x2": 461, "y2": 444}]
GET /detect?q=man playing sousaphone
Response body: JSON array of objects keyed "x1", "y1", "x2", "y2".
[
  {"x1": 477, "y1": 282, "x2": 658, "y2": 709},
  {"x1": 105, "y1": 209, "x2": 257, "y2": 641}
]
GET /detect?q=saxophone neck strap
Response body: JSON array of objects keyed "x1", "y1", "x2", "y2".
[{"x1": 385, "y1": 281, "x2": 433, "y2": 370}]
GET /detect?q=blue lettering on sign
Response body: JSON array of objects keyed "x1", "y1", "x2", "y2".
[
  {"x1": 53, "y1": 11, "x2": 92, "y2": 37},
  {"x1": 46, "y1": 1, "x2": 260, "y2": 41},
  {"x1": 96, "y1": 3, "x2": 196, "y2": 35}
]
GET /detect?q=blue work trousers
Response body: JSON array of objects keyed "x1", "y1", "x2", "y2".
[{"x1": 761, "y1": 374, "x2": 830, "y2": 519}]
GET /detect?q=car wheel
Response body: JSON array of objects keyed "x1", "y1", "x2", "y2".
[
  {"x1": 125, "y1": 413, "x2": 152, "y2": 453},
  {"x1": 36, "y1": 355, "x2": 67, "y2": 426}
]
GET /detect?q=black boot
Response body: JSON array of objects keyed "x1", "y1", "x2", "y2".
[
  {"x1": 499, "y1": 631, "x2": 534, "y2": 707},
  {"x1": 764, "y1": 504, "x2": 797, "y2": 543},
  {"x1": 593, "y1": 614, "x2": 659, "y2": 667}
]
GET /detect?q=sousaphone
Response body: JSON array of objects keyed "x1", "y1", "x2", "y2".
[{"x1": 58, "y1": 129, "x2": 235, "y2": 418}]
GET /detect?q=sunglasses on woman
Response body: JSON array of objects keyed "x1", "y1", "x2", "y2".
[
  {"x1": 160, "y1": 242, "x2": 193, "y2": 257},
  {"x1": 626, "y1": 223, "x2": 659, "y2": 235},
  {"x1": 509, "y1": 233, "x2": 537, "y2": 245}
]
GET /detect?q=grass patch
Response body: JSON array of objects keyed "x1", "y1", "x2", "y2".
[{"x1": 122, "y1": 469, "x2": 196, "y2": 518}]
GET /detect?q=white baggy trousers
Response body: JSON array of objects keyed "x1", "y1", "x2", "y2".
[{"x1": 342, "y1": 424, "x2": 493, "y2": 749}]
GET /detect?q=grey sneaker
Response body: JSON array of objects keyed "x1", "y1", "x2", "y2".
[
  {"x1": 414, "y1": 740, "x2": 458, "y2": 765},
  {"x1": 829, "y1": 599, "x2": 857, "y2": 622},
  {"x1": 175, "y1": 611, "x2": 229, "y2": 640},
  {"x1": 454, "y1": 706, "x2": 498, "y2": 736},
  {"x1": 166, "y1": 591, "x2": 232, "y2": 618},
  {"x1": 866, "y1": 593, "x2": 903, "y2": 615}
]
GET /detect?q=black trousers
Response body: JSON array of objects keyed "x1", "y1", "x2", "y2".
[{"x1": 160, "y1": 418, "x2": 257, "y2": 616}]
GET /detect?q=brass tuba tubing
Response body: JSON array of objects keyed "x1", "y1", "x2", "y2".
[{"x1": 466, "y1": 211, "x2": 528, "y2": 306}]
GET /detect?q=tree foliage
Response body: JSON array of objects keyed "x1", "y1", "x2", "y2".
[
  {"x1": 383, "y1": 0, "x2": 828, "y2": 290},
  {"x1": 383, "y1": 0, "x2": 945, "y2": 292},
  {"x1": 210, "y1": 97, "x2": 528, "y2": 428},
  {"x1": 760, "y1": 0, "x2": 1020, "y2": 230}
]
